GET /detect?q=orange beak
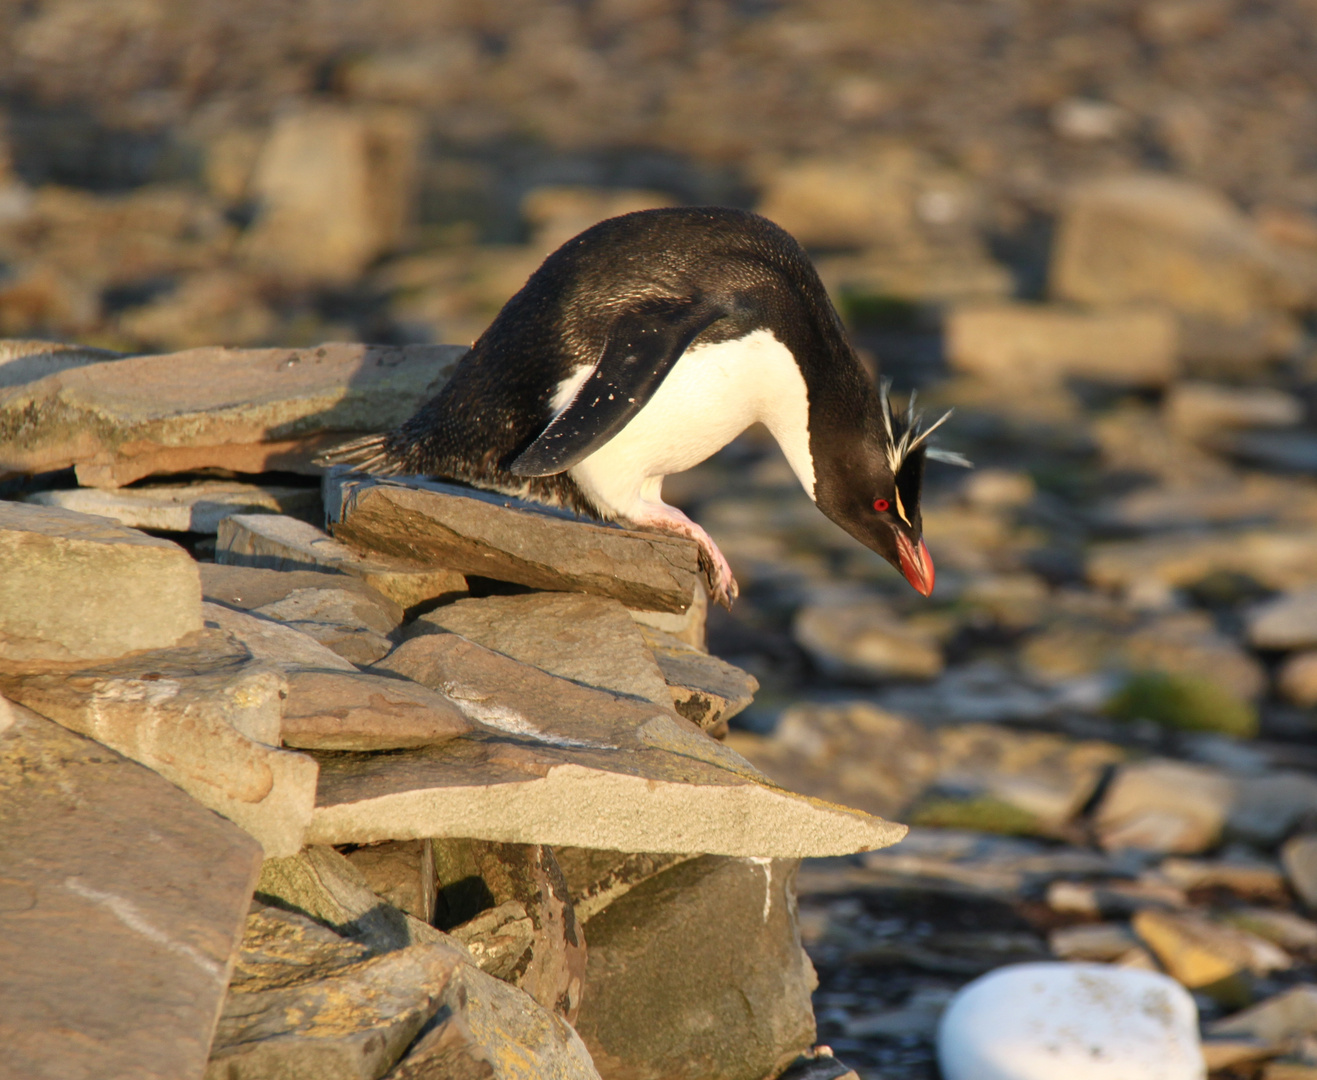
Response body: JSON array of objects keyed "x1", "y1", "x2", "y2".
[{"x1": 895, "y1": 534, "x2": 935, "y2": 597}]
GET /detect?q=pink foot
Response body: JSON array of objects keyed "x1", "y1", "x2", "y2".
[{"x1": 627, "y1": 503, "x2": 739, "y2": 609}]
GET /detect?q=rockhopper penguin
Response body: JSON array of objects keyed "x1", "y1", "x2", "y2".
[{"x1": 324, "y1": 207, "x2": 968, "y2": 608}]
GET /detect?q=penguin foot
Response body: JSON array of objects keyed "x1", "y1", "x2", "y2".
[{"x1": 625, "y1": 504, "x2": 739, "y2": 610}]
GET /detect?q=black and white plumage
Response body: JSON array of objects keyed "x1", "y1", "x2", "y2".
[{"x1": 323, "y1": 207, "x2": 967, "y2": 607}]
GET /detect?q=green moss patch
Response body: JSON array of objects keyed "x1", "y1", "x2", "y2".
[{"x1": 1105, "y1": 670, "x2": 1258, "y2": 738}]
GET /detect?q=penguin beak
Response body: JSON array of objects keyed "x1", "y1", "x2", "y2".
[{"x1": 894, "y1": 533, "x2": 935, "y2": 597}]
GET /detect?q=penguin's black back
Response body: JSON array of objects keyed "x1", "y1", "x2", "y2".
[{"x1": 378, "y1": 206, "x2": 874, "y2": 514}]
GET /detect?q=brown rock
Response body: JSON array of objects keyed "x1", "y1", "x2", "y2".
[
  {"x1": 281, "y1": 668, "x2": 472, "y2": 750},
  {"x1": 433, "y1": 839, "x2": 585, "y2": 1020},
  {"x1": 573, "y1": 855, "x2": 817, "y2": 1080},
  {"x1": 208, "y1": 936, "x2": 461, "y2": 1080},
  {"x1": 1165, "y1": 381, "x2": 1304, "y2": 441},
  {"x1": 314, "y1": 633, "x2": 908, "y2": 858},
  {"x1": 1095, "y1": 759, "x2": 1232, "y2": 854},
  {"x1": 343, "y1": 840, "x2": 437, "y2": 924},
  {"x1": 241, "y1": 105, "x2": 421, "y2": 284},
  {"x1": 0, "y1": 338, "x2": 125, "y2": 389},
  {"x1": 0, "y1": 501, "x2": 202, "y2": 663},
  {"x1": 637, "y1": 626, "x2": 757, "y2": 737},
  {"x1": 202, "y1": 562, "x2": 403, "y2": 619},
  {"x1": 1088, "y1": 528, "x2": 1317, "y2": 595},
  {"x1": 410, "y1": 591, "x2": 672, "y2": 705},
  {"x1": 1133, "y1": 909, "x2": 1289, "y2": 1003},
  {"x1": 1051, "y1": 174, "x2": 1312, "y2": 319},
  {"x1": 0, "y1": 630, "x2": 317, "y2": 856},
  {"x1": 0, "y1": 701, "x2": 263, "y2": 1080},
  {"x1": 26, "y1": 480, "x2": 322, "y2": 533},
  {"x1": 553, "y1": 849, "x2": 695, "y2": 924},
  {"x1": 0, "y1": 342, "x2": 464, "y2": 487},
  {"x1": 256, "y1": 845, "x2": 445, "y2": 953},
  {"x1": 946, "y1": 303, "x2": 1179, "y2": 387},
  {"x1": 1247, "y1": 589, "x2": 1317, "y2": 651},
  {"x1": 330, "y1": 476, "x2": 701, "y2": 614},
  {"x1": 793, "y1": 599, "x2": 944, "y2": 682},
  {"x1": 383, "y1": 959, "x2": 601, "y2": 1080},
  {"x1": 218, "y1": 512, "x2": 468, "y2": 612}
]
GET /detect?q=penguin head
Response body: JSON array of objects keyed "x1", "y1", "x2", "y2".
[{"x1": 816, "y1": 385, "x2": 967, "y2": 598}]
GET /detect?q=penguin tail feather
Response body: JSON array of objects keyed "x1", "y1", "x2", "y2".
[{"x1": 313, "y1": 434, "x2": 404, "y2": 475}]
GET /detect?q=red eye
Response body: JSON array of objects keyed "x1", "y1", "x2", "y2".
[{"x1": 873, "y1": 498, "x2": 890, "y2": 512}]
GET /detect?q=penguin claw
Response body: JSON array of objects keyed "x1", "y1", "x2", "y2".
[{"x1": 623, "y1": 503, "x2": 737, "y2": 610}]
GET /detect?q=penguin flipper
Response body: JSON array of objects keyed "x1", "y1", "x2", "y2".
[{"x1": 509, "y1": 298, "x2": 726, "y2": 477}]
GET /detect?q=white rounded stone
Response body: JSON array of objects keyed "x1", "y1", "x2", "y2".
[{"x1": 937, "y1": 962, "x2": 1205, "y2": 1080}]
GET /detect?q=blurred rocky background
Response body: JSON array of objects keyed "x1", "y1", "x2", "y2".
[{"x1": 5, "y1": 1, "x2": 1317, "y2": 1078}]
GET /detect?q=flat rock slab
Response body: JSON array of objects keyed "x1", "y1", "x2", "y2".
[
  {"x1": 312, "y1": 633, "x2": 909, "y2": 857},
  {"x1": 0, "y1": 342, "x2": 465, "y2": 487},
  {"x1": 638, "y1": 626, "x2": 758, "y2": 737},
  {"x1": 202, "y1": 601, "x2": 359, "y2": 673},
  {"x1": 0, "y1": 500, "x2": 202, "y2": 663},
  {"x1": 0, "y1": 701, "x2": 263, "y2": 1080},
  {"x1": 410, "y1": 591, "x2": 672, "y2": 705},
  {"x1": 0, "y1": 338, "x2": 126, "y2": 390},
  {"x1": 282, "y1": 668, "x2": 473, "y2": 750},
  {"x1": 203, "y1": 561, "x2": 405, "y2": 665},
  {"x1": 218, "y1": 512, "x2": 467, "y2": 611},
  {"x1": 0, "y1": 629, "x2": 319, "y2": 857},
  {"x1": 330, "y1": 476, "x2": 701, "y2": 614},
  {"x1": 25, "y1": 480, "x2": 322, "y2": 533}
]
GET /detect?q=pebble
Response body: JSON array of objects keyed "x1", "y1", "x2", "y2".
[{"x1": 937, "y1": 962, "x2": 1205, "y2": 1080}]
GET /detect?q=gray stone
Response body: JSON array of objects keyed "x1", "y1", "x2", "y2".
[
  {"x1": 253, "y1": 585, "x2": 399, "y2": 665},
  {"x1": 1226, "y1": 430, "x2": 1317, "y2": 474},
  {"x1": 25, "y1": 480, "x2": 322, "y2": 533},
  {"x1": 572, "y1": 855, "x2": 817, "y2": 1080},
  {"x1": 1049, "y1": 923, "x2": 1141, "y2": 961},
  {"x1": 1279, "y1": 651, "x2": 1317, "y2": 707},
  {"x1": 946, "y1": 302, "x2": 1179, "y2": 387},
  {"x1": 218, "y1": 512, "x2": 468, "y2": 612},
  {"x1": 255, "y1": 845, "x2": 445, "y2": 953},
  {"x1": 432, "y1": 839, "x2": 585, "y2": 1020},
  {"x1": 383, "y1": 959, "x2": 601, "y2": 1080},
  {"x1": 329, "y1": 476, "x2": 701, "y2": 615},
  {"x1": 343, "y1": 840, "x2": 437, "y2": 924},
  {"x1": 1282, "y1": 834, "x2": 1317, "y2": 909},
  {"x1": 281, "y1": 668, "x2": 473, "y2": 750},
  {"x1": 1088, "y1": 527, "x2": 1317, "y2": 596},
  {"x1": 203, "y1": 560, "x2": 407, "y2": 665},
  {"x1": 1247, "y1": 588, "x2": 1317, "y2": 651},
  {"x1": 202, "y1": 562, "x2": 403, "y2": 620},
  {"x1": 0, "y1": 701, "x2": 263, "y2": 1080},
  {"x1": 793, "y1": 598, "x2": 944, "y2": 682},
  {"x1": 628, "y1": 583, "x2": 707, "y2": 649},
  {"x1": 1099, "y1": 476, "x2": 1317, "y2": 532},
  {"x1": 411, "y1": 591, "x2": 672, "y2": 705},
  {"x1": 1095, "y1": 759, "x2": 1233, "y2": 854},
  {"x1": 326, "y1": 633, "x2": 908, "y2": 857},
  {"x1": 202, "y1": 600, "x2": 359, "y2": 672},
  {"x1": 1165, "y1": 381, "x2": 1304, "y2": 440},
  {"x1": 1209, "y1": 985, "x2": 1317, "y2": 1046},
  {"x1": 0, "y1": 501, "x2": 202, "y2": 663},
  {"x1": 0, "y1": 630, "x2": 317, "y2": 856},
  {"x1": 0, "y1": 342, "x2": 465, "y2": 487},
  {"x1": 637, "y1": 626, "x2": 758, "y2": 737}
]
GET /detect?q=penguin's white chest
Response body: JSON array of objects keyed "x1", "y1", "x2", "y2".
[{"x1": 562, "y1": 328, "x2": 815, "y2": 520}]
